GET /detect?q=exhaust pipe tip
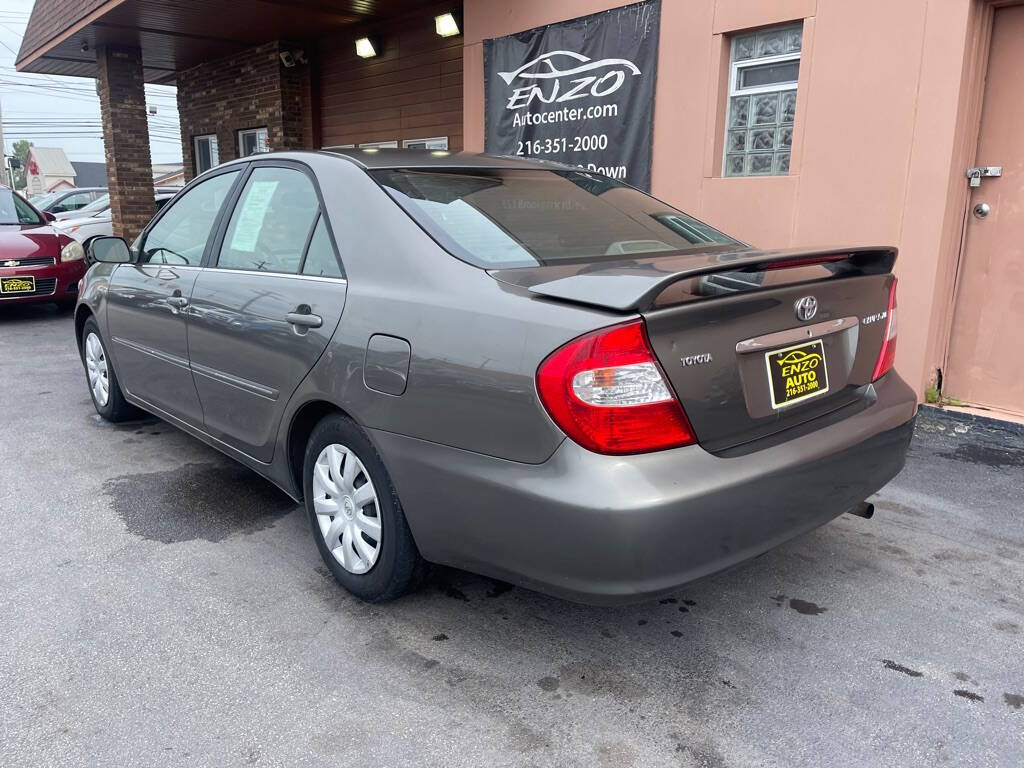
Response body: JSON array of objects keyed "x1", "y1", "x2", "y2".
[{"x1": 848, "y1": 501, "x2": 874, "y2": 519}]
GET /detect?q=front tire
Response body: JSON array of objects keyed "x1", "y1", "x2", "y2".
[
  {"x1": 303, "y1": 413, "x2": 424, "y2": 602},
  {"x1": 81, "y1": 317, "x2": 138, "y2": 422}
]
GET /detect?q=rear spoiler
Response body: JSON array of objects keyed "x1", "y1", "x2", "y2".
[{"x1": 488, "y1": 246, "x2": 897, "y2": 313}]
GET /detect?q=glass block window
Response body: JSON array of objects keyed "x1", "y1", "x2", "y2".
[{"x1": 724, "y1": 24, "x2": 801, "y2": 177}]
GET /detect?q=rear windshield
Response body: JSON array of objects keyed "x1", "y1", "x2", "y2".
[{"x1": 371, "y1": 168, "x2": 741, "y2": 268}]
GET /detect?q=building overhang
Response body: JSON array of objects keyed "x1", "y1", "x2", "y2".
[{"x1": 16, "y1": 0, "x2": 446, "y2": 84}]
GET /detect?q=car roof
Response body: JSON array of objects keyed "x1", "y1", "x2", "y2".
[{"x1": 244, "y1": 148, "x2": 577, "y2": 172}]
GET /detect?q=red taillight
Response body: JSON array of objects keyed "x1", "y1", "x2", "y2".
[
  {"x1": 536, "y1": 320, "x2": 696, "y2": 455},
  {"x1": 871, "y1": 278, "x2": 898, "y2": 381}
]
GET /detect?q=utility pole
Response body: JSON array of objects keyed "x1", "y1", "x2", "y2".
[
  {"x1": 0, "y1": 96, "x2": 9, "y2": 188},
  {"x1": 0, "y1": 96, "x2": 15, "y2": 190}
]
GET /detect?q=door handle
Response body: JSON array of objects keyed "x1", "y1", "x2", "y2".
[
  {"x1": 167, "y1": 294, "x2": 189, "y2": 309},
  {"x1": 286, "y1": 310, "x2": 322, "y2": 329}
]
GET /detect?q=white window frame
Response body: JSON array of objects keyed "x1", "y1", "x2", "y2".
[
  {"x1": 238, "y1": 127, "x2": 269, "y2": 157},
  {"x1": 402, "y1": 136, "x2": 449, "y2": 150},
  {"x1": 358, "y1": 140, "x2": 399, "y2": 149},
  {"x1": 193, "y1": 134, "x2": 219, "y2": 174},
  {"x1": 723, "y1": 25, "x2": 802, "y2": 177},
  {"x1": 730, "y1": 51, "x2": 800, "y2": 96}
]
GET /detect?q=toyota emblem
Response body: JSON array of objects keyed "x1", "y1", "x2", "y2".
[{"x1": 794, "y1": 296, "x2": 818, "y2": 322}]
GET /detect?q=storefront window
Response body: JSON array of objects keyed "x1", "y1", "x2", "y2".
[
  {"x1": 194, "y1": 134, "x2": 219, "y2": 174},
  {"x1": 238, "y1": 127, "x2": 269, "y2": 157},
  {"x1": 724, "y1": 24, "x2": 801, "y2": 177}
]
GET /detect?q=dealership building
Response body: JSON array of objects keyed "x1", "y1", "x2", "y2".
[{"x1": 15, "y1": 0, "x2": 1024, "y2": 417}]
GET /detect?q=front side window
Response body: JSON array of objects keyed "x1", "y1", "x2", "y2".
[
  {"x1": 373, "y1": 168, "x2": 740, "y2": 269},
  {"x1": 724, "y1": 23, "x2": 802, "y2": 177},
  {"x1": 55, "y1": 191, "x2": 93, "y2": 212},
  {"x1": 141, "y1": 170, "x2": 240, "y2": 265},
  {"x1": 217, "y1": 167, "x2": 320, "y2": 273},
  {"x1": 238, "y1": 127, "x2": 269, "y2": 157},
  {"x1": 0, "y1": 190, "x2": 43, "y2": 225},
  {"x1": 194, "y1": 134, "x2": 220, "y2": 175}
]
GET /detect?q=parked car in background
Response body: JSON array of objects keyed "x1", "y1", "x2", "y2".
[
  {"x1": 0, "y1": 187, "x2": 86, "y2": 307},
  {"x1": 56, "y1": 190, "x2": 179, "y2": 241},
  {"x1": 74, "y1": 150, "x2": 916, "y2": 605},
  {"x1": 29, "y1": 187, "x2": 107, "y2": 216}
]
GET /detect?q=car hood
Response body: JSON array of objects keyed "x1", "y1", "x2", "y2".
[
  {"x1": 55, "y1": 215, "x2": 109, "y2": 229},
  {"x1": 0, "y1": 224, "x2": 62, "y2": 261}
]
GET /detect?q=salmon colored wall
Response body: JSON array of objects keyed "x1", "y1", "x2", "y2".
[{"x1": 463, "y1": 0, "x2": 980, "y2": 398}]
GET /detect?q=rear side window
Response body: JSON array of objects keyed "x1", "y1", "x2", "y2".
[
  {"x1": 372, "y1": 168, "x2": 740, "y2": 268},
  {"x1": 217, "y1": 167, "x2": 319, "y2": 274},
  {"x1": 301, "y1": 216, "x2": 343, "y2": 278}
]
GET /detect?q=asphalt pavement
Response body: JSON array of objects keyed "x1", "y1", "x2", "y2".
[{"x1": 1, "y1": 303, "x2": 1021, "y2": 767}]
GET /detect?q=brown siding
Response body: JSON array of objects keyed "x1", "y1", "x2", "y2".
[
  {"x1": 317, "y1": 3, "x2": 463, "y2": 149},
  {"x1": 16, "y1": 0, "x2": 109, "y2": 65},
  {"x1": 176, "y1": 41, "x2": 314, "y2": 182}
]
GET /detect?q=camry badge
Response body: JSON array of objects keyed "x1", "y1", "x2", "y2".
[{"x1": 794, "y1": 296, "x2": 818, "y2": 322}]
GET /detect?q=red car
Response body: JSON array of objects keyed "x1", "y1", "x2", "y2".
[{"x1": 0, "y1": 186, "x2": 86, "y2": 307}]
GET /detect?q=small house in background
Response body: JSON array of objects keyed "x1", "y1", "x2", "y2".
[
  {"x1": 152, "y1": 163, "x2": 185, "y2": 187},
  {"x1": 24, "y1": 147, "x2": 76, "y2": 195}
]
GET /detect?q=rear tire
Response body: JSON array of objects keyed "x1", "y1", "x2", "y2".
[
  {"x1": 81, "y1": 317, "x2": 139, "y2": 422},
  {"x1": 303, "y1": 413, "x2": 424, "y2": 602}
]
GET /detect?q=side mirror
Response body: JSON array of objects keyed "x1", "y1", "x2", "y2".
[
  {"x1": 42, "y1": 211, "x2": 56, "y2": 223},
  {"x1": 89, "y1": 236, "x2": 133, "y2": 264}
]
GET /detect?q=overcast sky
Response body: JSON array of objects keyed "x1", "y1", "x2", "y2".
[{"x1": 0, "y1": 0, "x2": 183, "y2": 164}]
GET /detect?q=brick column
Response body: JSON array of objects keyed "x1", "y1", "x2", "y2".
[{"x1": 96, "y1": 46, "x2": 155, "y2": 242}]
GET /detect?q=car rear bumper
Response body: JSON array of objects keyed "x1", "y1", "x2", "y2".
[
  {"x1": 0, "y1": 261, "x2": 85, "y2": 304},
  {"x1": 371, "y1": 373, "x2": 918, "y2": 604}
]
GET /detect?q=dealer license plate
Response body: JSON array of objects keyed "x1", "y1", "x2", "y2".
[
  {"x1": 765, "y1": 338, "x2": 829, "y2": 409},
  {"x1": 0, "y1": 276, "x2": 35, "y2": 294}
]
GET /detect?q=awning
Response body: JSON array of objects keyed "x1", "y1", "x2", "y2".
[{"x1": 16, "y1": 0, "x2": 439, "y2": 83}]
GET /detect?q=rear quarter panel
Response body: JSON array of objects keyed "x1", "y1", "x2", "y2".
[{"x1": 280, "y1": 155, "x2": 620, "y2": 465}]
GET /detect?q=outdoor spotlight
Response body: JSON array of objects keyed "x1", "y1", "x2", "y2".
[
  {"x1": 355, "y1": 37, "x2": 378, "y2": 58},
  {"x1": 434, "y1": 12, "x2": 461, "y2": 37}
]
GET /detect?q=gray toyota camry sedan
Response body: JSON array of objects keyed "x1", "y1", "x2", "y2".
[{"x1": 75, "y1": 149, "x2": 915, "y2": 604}]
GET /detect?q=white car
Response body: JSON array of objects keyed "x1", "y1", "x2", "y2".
[{"x1": 55, "y1": 190, "x2": 178, "y2": 241}]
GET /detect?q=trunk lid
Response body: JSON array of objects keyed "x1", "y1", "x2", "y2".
[{"x1": 491, "y1": 246, "x2": 897, "y2": 452}]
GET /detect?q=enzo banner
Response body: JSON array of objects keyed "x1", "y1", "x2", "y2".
[{"x1": 483, "y1": 0, "x2": 661, "y2": 190}]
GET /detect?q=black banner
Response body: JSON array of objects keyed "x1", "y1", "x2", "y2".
[{"x1": 483, "y1": 1, "x2": 661, "y2": 190}]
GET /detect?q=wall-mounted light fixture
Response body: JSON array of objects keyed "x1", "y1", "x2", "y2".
[
  {"x1": 355, "y1": 37, "x2": 378, "y2": 58},
  {"x1": 434, "y1": 12, "x2": 461, "y2": 37}
]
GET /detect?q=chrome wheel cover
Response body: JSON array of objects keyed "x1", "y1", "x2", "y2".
[
  {"x1": 84, "y1": 332, "x2": 109, "y2": 407},
  {"x1": 312, "y1": 443, "x2": 382, "y2": 574}
]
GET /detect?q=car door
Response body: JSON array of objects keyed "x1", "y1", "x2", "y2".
[
  {"x1": 187, "y1": 162, "x2": 347, "y2": 462},
  {"x1": 105, "y1": 168, "x2": 242, "y2": 425}
]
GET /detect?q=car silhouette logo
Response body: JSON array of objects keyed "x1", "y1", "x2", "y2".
[
  {"x1": 794, "y1": 296, "x2": 818, "y2": 322},
  {"x1": 497, "y1": 50, "x2": 643, "y2": 110},
  {"x1": 497, "y1": 51, "x2": 641, "y2": 84},
  {"x1": 775, "y1": 349, "x2": 822, "y2": 369}
]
